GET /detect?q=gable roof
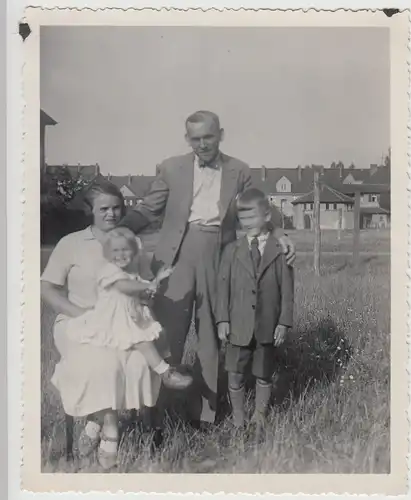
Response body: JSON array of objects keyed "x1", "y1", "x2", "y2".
[{"x1": 292, "y1": 184, "x2": 354, "y2": 205}]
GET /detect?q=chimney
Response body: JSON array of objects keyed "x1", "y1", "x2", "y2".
[
  {"x1": 338, "y1": 164, "x2": 344, "y2": 179},
  {"x1": 370, "y1": 163, "x2": 378, "y2": 176},
  {"x1": 95, "y1": 163, "x2": 100, "y2": 176},
  {"x1": 261, "y1": 165, "x2": 267, "y2": 182},
  {"x1": 128, "y1": 174, "x2": 132, "y2": 185},
  {"x1": 77, "y1": 162, "x2": 81, "y2": 175},
  {"x1": 107, "y1": 172, "x2": 112, "y2": 181},
  {"x1": 297, "y1": 165, "x2": 302, "y2": 182}
]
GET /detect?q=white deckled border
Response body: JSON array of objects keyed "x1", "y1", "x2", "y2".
[{"x1": 9, "y1": 5, "x2": 410, "y2": 497}]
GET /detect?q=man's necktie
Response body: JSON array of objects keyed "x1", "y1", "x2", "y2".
[{"x1": 250, "y1": 237, "x2": 261, "y2": 272}]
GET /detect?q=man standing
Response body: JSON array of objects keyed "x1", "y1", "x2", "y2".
[{"x1": 120, "y1": 110, "x2": 295, "y2": 424}]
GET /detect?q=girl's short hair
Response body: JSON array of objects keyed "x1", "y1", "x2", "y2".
[
  {"x1": 236, "y1": 188, "x2": 270, "y2": 213},
  {"x1": 83, "y1": 178, "x2": 126, "y2": 218},
  {"x1": 102, "y1": 227, "x2": 139, "y2": 262}
]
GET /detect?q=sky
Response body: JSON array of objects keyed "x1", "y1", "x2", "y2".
[{"x1": 40, "y1": 26, "x2": 390, "y2": 175}]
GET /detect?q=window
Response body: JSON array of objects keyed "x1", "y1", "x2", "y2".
[
  {"x1": 310, "y1": 203, "x2": 313, "y2": 210},
  {"x1": 325, "y1": 203, "x2": 330, "y2": 210},
  {"x1": 303, "y1": 203, "x2": 306, "y2": 210},
  {"x1": 333, "y1": 203, "x2": 337, "y2": 210},
  {"x1": 370, "y1": 194, "x2": 378, "y2": 203}
]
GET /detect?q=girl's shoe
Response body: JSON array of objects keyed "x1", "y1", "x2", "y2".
[
  {"x1": 97, "y1": 434, "x2": 118, "y2": 471},
  {"x1": 161, "y1": 367, "x2": 193, "y2": 390},
  {"x1": 77, "y1": 428, "x2": 101, "y2": 458}
]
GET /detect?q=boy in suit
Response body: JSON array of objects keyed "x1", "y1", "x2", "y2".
[{"x1": 216, "y1": 188, "x2": 294, "y2": 428}]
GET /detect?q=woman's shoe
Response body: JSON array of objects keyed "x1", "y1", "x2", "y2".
[
  {"x1": 161, "y1": 367, "x2": 193, "y2": 390},
  {"x1": 77, "y1": 428, "x2": 101, "y2": 458}
]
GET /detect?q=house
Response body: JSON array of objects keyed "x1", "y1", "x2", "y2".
[
  {"x1": 106, "y1": 174, "x2": 156, "y2": 208},
  {"x1": 340, "y1": 183, "x2": 391, "y2": 229},
  {"x1": 292, "y1": 184, "x2": 354, "y2": 230},
  {"x1": 250, "y1": 163, "x2": 390, "y2": 229},
  {"x1": 40, "y1": 109, "x2": 57, "y2": 171}
]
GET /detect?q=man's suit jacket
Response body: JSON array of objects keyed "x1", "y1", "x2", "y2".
[
  {"x1": 216, "y1": 233, "x2": 294, "y2": 346},
  {"x1": 120, "y1": 152, "x2": 282, "y2": 267}
]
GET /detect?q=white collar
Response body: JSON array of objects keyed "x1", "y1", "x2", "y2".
[{"x1": 247, "y1": 232, "x2": 270, "y2": 244}]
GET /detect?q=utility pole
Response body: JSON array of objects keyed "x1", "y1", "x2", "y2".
[
  {"x1": 313, "y1": 165, "x2": 322, "y2": 276},
  {"x1": 353, "y1": 190, "x2": 361, "y2": 268}
]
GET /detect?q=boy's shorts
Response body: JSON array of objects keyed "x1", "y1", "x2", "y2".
[{"x1": 225, "y1": 337, "x2": 276, "y2": 380}]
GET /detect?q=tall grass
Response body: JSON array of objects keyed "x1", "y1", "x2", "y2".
[{"x1": 41, "y1": 252, "x2": 390, "y2": 473}]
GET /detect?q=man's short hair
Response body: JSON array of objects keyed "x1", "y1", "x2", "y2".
[
  {"x1": 185, "y1": 110, "x2": 220, "y2": 129},
  {"x1": 236, "y1": 188, "x2": 270, "y2": 213}
]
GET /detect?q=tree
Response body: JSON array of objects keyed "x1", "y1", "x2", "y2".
[
  {"x1": 384, "y1": 147, "x2": 391, "y2": 169},
  {"x1": 40, "y1": 166, "x2": 92, "y2": 244},
  {"x1": 348, "y1": 162, "x2": 355, "y2": 170},
  {"x1": 41, "y1": 165, "x2": 90, "y2": 208},
  {"x1": 330, "y1": 161, "x2": 337, "y2": 169},
  {"x1": 336, "y1": 161, "x2": 344, "y2": 170}
]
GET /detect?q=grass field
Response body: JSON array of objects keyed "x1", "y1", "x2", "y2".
[{"x1": 40, "y1": 230, "x2": 390, "y2": 473}]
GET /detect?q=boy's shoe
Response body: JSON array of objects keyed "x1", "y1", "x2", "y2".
[{"x1": 161, "y1": 367, "x2": 193, "y2": 390}]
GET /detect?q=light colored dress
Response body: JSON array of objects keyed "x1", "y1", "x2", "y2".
[
  {"x1": 66, "y1": 262, "x2": 162, "y2": 350},
  {"x1": 41, "y1": 226, "x2": 161, "y2": 417}
]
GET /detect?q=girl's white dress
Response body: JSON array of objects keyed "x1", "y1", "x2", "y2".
[{"x1": 66, "y1": 261, "x2": 162, "y2": 351}]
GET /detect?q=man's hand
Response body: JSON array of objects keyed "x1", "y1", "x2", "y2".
[
  {"x1": 217, "y1": 322, "x2": 230, "y2": 342},
  {"x1": 274, "y1": 324, "x2": 288, "y2": 347},
  {"x1": 278, "y1": 234, "x2": 296, "y2": 266}
]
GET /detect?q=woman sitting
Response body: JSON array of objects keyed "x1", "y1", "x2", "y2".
[{"x1": 41, "y1": 179, "x2": 186, "y2": 470}]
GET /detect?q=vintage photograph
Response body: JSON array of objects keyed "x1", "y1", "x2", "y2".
[{"x1": 21, "y1": 7, "x2": 408, "y2": 494}]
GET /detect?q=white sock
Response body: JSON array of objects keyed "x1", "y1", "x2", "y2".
[
  {"x1": 100, "y1": 438, "x2": 118, "y2": 453},
  {"x1": 153, "y1": 360, "x2": 170, "y2": 375},
  {"x1": 85, "y1": 421, "x2": 101, "y2": 440}
]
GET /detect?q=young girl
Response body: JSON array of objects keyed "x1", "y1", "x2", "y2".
[{"x1": 66, "y1": 226, "x2": 193, "y2": 390}]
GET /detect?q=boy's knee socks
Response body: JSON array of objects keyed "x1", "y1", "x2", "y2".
[
  {"x1": 228, "y1": 374, "x2": 245, "y2": 427},
  {"x1": 254, "y1": 378, "x2": 272, "y2": 420}
]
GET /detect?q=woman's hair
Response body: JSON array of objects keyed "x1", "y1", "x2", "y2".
[
  {"x1": 83, "y1": 178, "x2": 126, "y2": 218},
  {"x1": 102, "y1": 227, "x2": 139, "y2": 262}
]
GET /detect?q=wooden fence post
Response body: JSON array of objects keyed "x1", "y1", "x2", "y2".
[
  {"x1": 313, "y1": 167, "x2": 321, "y2": 276},
  {"x1": 353, "y1": 190, "x2": 361, "y2": 268},
  {"x1": 338, "y1": 208, "x2": 343, "y2": 240}
]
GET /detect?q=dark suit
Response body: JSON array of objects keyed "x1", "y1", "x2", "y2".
[
  {"x1": 120, "y1": 152, "x2": 283, "y2": 422},
  {"x1": 216, "y1": 233, "x2": 294, "y2": 379}
]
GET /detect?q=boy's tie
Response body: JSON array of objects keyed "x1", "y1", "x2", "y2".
[{"x1": 250, "y1": 237, "x2": 261, "y2": 272}]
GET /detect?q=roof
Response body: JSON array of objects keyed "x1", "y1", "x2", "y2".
[
  {"x1": 360, "y1": 206, "x2": 390, "y2": 215},
  {"x1": 107, "y1": 175, "x2": 156, "y2": 198},
  {"x1": 369, "y1": 165, "x2": 390, "y2": 184},
  {"x1": 339, "y1": 184, "x2": 390, "y2": 195},
  {"x1": 40, "y1": 109, "x2": 57, "y2": 126},
  {"x1": 250, "y1": 165, "x2": 390, "y2": 195},
  {"x1": 292, "y1": 184, "x2": 355, "y2": 205}
]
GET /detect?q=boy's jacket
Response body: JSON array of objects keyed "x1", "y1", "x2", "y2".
[{"x1": 216, "y1": 233, "x2": 294, "y2": 346}]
